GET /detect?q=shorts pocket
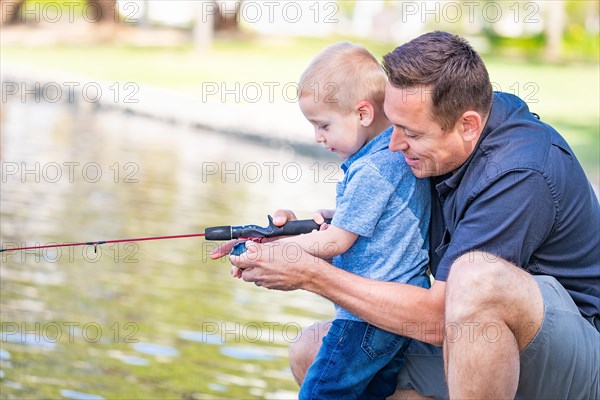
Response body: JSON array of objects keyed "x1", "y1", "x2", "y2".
[{"x1": 361, "y1": 324, "x2": 405, "y2": 360}]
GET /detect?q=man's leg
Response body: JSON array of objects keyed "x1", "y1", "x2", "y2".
[
  {"x1": 289, "y1": 321, "x2": 331, "y2": 385},
  {"x1": 444, "y1": 251, "x2": 544, "y2": 398}
]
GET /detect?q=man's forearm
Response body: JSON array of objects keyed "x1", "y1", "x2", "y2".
[{"x1": 303, "y1": 258, "x2": 445, "y2": 345}]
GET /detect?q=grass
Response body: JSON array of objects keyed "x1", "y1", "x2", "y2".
[{"x1": 1, "y1": 35, "x2": 598, "y2": 183}]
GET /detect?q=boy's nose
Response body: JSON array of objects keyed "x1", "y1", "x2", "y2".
[
  {"x1": 389, "y1": 128, "x2": 408, "y2": 152},
  {"x1": 314, "y1": 130, "x2": 325, "y2": 143}
]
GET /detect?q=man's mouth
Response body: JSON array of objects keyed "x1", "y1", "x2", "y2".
[{"x1": 404, "y1": 155, "x2": 420, "y2": 166}]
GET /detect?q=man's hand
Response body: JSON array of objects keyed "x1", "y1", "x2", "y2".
[{"x1": 229, "y1": 240, "x2": 321, "y2": 291}]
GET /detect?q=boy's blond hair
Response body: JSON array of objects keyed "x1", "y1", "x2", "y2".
[{"x1": 299, "y1": 42, "x2": 387, "y2": 114}]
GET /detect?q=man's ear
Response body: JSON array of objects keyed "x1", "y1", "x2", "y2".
[
  {"x1": 355, "y1": 101, "x2": 375, "y2": 127},
  {"x1": 459, "y1": 111, "x2": 483, "y2": 142}
]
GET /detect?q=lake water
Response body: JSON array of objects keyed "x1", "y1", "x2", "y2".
[{"x1": 0, "y1": 98, "x2": 340, "y2": 399}]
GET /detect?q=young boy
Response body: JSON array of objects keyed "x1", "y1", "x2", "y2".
[{"x1": 279, "y1": 43, "x2": 432, "y2": 399}]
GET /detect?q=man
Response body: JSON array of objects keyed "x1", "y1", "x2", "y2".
[{"x1": 214, "y1": 31, "x2": 600, "y2": 398}]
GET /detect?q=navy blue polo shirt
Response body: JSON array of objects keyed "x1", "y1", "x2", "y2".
[{"x1": 430, "y1": 92, "x2": 600, "y2": 318}]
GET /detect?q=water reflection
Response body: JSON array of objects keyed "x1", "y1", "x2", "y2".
[
  {"x1": 178, "y1": 330, "x2": 223, "y2": 345},
  {"x1": 0, "y1": 98, "x2": 335, "y2": 398},
  {"x1": 133, "y1": 342, "x2": 180, "y2": 357},
  {"x1": 220, "y1": 346, "x2": 276, "y2": 361},
  {"x1": 60, "y1": 389, "x2": 105, "y2": 400}
]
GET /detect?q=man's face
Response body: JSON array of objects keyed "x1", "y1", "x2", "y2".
[{"x1": 383, "y1": 83, "x2": 472, "y2": 178}]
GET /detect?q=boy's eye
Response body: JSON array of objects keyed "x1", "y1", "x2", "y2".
[{"x1": 318, "y1": 124, "x2": 329, "y2": 131}]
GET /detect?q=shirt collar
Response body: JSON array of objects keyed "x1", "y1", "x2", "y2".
[{"x1": 341, "y1": 126, "x2": 393, "y2": 172}]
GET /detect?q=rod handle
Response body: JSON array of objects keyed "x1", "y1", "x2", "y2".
[
  {"x1": 268, "y1": 217, "x2": 332, "y2": 237},
  {"x1": 204, "y1": 215, "x2": 332, "y2": 240}
]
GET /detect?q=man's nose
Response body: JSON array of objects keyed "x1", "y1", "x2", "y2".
[{"x1": 389, "y1": 128, "x2": 408, "y2": 152}]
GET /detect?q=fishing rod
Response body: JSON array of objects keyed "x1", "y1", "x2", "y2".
[{"x1": 0, "y1": 215, "x2": 331, "y2": 256}]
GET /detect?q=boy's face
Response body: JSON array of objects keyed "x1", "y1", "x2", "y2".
[{"x1": 299, "y1": 95, "x2": 366, "y2": 159}]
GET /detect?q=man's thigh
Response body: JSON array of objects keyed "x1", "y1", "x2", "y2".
[{"x1": 395, "y1": 276, "x2": 600, "y2": 399}]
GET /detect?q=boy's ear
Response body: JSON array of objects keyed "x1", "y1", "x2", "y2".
[{"x1": 355, "y1": 101, "x2": 375, "y2": 127}]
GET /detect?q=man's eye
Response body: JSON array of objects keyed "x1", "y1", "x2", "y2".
[{"x1": 404, "y1": 129, "x2": 417, "y2": 138}]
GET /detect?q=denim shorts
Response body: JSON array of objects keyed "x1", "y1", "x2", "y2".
[
  {"x1": 299, "y1": 318, "x2": 410, "y2": 400},
  {"x1": 396, "y1": 275, "x2": 600, "y2": 399}
]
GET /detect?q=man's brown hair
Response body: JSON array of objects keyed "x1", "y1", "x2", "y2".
[{"x1": 383, "y1": 31, "x2": 493, "y2": 131}]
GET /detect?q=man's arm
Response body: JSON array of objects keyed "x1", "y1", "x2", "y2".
[{"x1": 232, "y1": 240, "x2": 446, "y2": 345}]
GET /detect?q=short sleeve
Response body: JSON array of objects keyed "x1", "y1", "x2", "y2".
[
  {"x1": 435, "y1": 170, "x2": 556, "y2": 281},
  {"x1": 332, "y1": 162, "x2": 396, "y2": 238}
]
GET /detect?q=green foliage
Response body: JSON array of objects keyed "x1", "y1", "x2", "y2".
[
  {"x1": 564, "y1": 27, "x2": 600, "y2": 62},
  {"x1": 23, "y1": 0, "x2": 87, "y2": 13},
  {"x1": 336, "y1": 0, "x2": 356, "y2": 17}
]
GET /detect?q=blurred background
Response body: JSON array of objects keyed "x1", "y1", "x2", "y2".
[{"x1": 0, "y1": 1, "x2": 598, "y2": 399}]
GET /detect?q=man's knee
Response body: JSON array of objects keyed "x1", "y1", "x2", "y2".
[
  {"x1": 289, "y1": 321, "x2": 331, "y2": 386},
  {"x1": 447, "y1": 251, "x2": 511, "y2": 290},
  {"x1": 446, "y1": 251, "x2": 519, "y2": 311},
  {"x1": 445, "y1": 251, "x2": 543, "y2": 348}
]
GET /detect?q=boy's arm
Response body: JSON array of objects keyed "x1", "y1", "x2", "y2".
[{"x1": 278, "y1": 224, "x2": 357, "y2": 260}]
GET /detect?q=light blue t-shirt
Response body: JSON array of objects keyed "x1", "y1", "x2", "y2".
[{"x1": 331, "y1": 126, "x2": 431, "y2": 321}]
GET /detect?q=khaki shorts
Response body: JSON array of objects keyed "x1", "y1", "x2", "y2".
[{"x1": 397, "y1": 275, "x2": 600, "y2": 399}]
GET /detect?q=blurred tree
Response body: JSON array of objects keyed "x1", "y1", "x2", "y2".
[
  {"x1": 545, "y1": 0, "x2": 566, "y2": 61},
  {"x1": 213, "y1": 0, "x2": 241, "y2": 32},
  {"x1": 192, "y1": 0, "x2": 242, "y2": 53},
  {"x1": 86, "y1": 0, "x2": 117, "y2": 23},
  {"x1": 194, "y1": 1, "x2": 213, "y2": 53},
  {"x1": 0, "y1": 0, "x2": 25, "y2": 25}
]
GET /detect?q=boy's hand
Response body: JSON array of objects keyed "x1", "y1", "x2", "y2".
[
  {"x1": 272, "y1": 209, "x2": 298, "y2": 226},
  {"x1": 312, "y1": 209, "x2": 335, "y2": 230},
  {"x1": 209, "y1": 239, "x2": 244, "y2": 260}
]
